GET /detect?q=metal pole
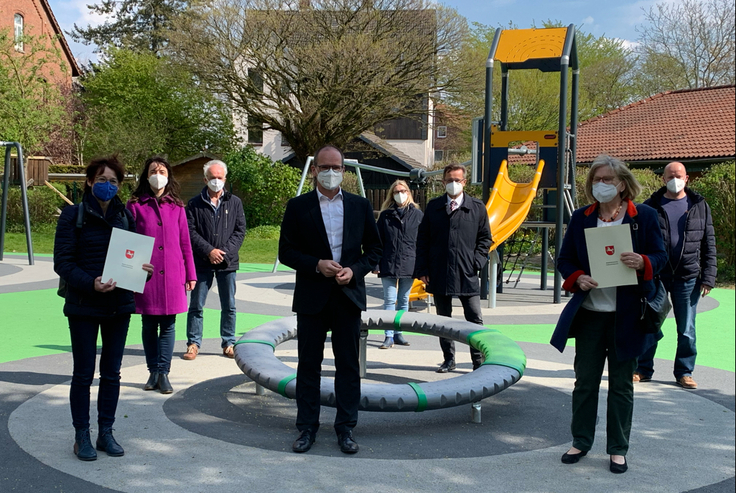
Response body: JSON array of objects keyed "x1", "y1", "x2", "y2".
[
  {"x1": 0, "y1": 146, "x2": 11, "y2": 261},
  {"x1": 16, "y1": 144, "x2": 33, "y2": 265},
  {"x1": 554, "y1": 27, "x2": 576, "y2": 304},
  {"x1": 541, "y1": 229, "x2": 548, "y2": 290}
]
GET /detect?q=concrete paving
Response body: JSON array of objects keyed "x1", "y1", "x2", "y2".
[{"x1": 0, "y1": 254, "x2": 733, "y2": 493}]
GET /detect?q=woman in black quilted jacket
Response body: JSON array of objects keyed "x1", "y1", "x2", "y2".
[{"x1": 54, "y1": 156, "x2": 152, "y2": 462}]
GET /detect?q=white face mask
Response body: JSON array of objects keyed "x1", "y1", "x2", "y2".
[
  {"x1": 393, "y1": 192, "x2": 408, "y2": 205},
  {"x1": 666, "y1": 177, "x2": 686, "y2": 194},
  {"x1": 445, "y1": 181, "x2": 463, "y2": 197},
  {"x1": 148, "y1": 174, "x2": 168, "y2": 190},
  {"x1": 317, "y1": 169, "x2": 343, "y2": 191},
  {"x1": 207, "y1": 178, "x2": 225, "y2": 193},
  {"x1": 592, "y1": 182, "x2": 620, "y2": 204}
]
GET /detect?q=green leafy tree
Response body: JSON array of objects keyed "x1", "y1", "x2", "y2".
[
  {"x1": 442, "y1": 22, "x2": 638, "y2": 152},
  {"x1": 225, "y1": 146, "x2": 302, "y2": 227},
  {"x1": 0, "y1": 30, "x2": 67, "y2": 154},
  {"x1": 691, "y1": 161, "x2": 736, "y2": 283},
  {"x1": 635, "y1": 0, "x2": 735, "y2": 95},
  {"x1": 70, "y1": 0, "x2": 188, "y2": 55},
  {"x1": 170, "y1": 0, "x2": 471, "y2": 163},
  {"x1": 80, "y1": 48, "x2": 236, "y2": 168}
]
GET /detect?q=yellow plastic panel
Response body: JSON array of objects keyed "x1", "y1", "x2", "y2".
[
  {"x1": 495, "y1": 28, "x2": 567, "y2": 64},
  {"x1": 409, "y1": 279, "x2": 428, "y2": 302},
  {"x1": 490, "y1": 128, "x2": 559, "y2": 148},
  {"x1": 486, "y1": 159, "x2": 545, "y2": 251}
]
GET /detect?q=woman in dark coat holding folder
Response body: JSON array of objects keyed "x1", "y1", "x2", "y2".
[
  {"x1": 54, "y1": 156, "x2": 152, "y2": 462},
  {"x1": 551, "y1": 155, "x2": 666, "y2": 474}
]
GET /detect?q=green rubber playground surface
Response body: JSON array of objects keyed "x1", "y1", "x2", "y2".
[{"x1": 1, "y1": 280, "x2": 733, "y2": 372}]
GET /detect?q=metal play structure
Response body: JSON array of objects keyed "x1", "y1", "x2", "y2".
[
  {"x1": 0, "y1": 141, "x2": 34, "y2": 265},
  {"x1": 479, "y1": 25, "x2": 579, "y2": 303}
]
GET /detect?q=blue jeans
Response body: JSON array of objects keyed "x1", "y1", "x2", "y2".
[
  {"x1": 637, "y1": 277, "x2": 699, "y2": 379},
  {"x1": 68, "y1": 315, "x2": 130, "y2": 430},
  {"x1": 186, "y1": 270, "x2": 237, "y2": 349},
  {"x1": 381, "y1": 277, "x2": 413, "y2": 337},
  {"x1": 142, "y1": 314, "x2": 176, "y2": 375}
]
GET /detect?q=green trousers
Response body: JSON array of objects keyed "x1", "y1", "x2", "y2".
[{"x1": 571, "y1": 308, "x2": 637, "y2": 455}]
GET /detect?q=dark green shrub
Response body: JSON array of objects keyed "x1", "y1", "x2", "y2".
[
  {"x1": 225, "y1": 146, "x2": 302, "y2": 228},
  {"x1": 690, "y1": 161, "x2": 735, "y2": 284},
  {"x1": 2, "y1": 186, "x2": 65, "y2": 231}
]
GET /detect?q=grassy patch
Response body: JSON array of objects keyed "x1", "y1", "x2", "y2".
[{"x1": 3, "y1": 229, "x2": 278, "y2": 264}]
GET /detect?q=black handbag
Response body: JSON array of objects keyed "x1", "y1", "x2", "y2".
[
  {"x1": 629, "y1": 211, "x2": 671, "y2": 334},
  {"x1": 638, "y1": 278, "x2": 672, "y2": 333}
]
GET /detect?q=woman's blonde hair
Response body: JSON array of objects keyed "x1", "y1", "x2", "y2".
[
  {"x1": 380, "y1": 179, "x2": 419, "y2": 211},
  {"x1": 585, "y1": 154, "x2": 641, "y2": 203}
]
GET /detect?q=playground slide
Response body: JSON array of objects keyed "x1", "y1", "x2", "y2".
[
  {"x1": 409, "y1": 158, "x2": 544, "y2": 302},
  {"x1": 486, "y1": 158, "x2": 545, "y2": 251}
]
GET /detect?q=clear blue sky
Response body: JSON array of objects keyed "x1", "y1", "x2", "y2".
[{"x1": 49, "y1": 0, "x2": 674, "y2": 64}]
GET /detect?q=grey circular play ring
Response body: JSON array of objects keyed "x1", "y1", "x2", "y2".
[{"x1": 233, "y1": 310, "x2": 526, "y2": 412}]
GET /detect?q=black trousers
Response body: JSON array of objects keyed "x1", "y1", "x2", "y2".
[
  {"x1": 433, "y1": 294, "x2": 484, "y2": 367},
  {"x1": 296, "y1": 288, "x2": 361, "y2": 435},
  {"x1": 68, "y1": 315, "x2": 130, "y2": 430}
]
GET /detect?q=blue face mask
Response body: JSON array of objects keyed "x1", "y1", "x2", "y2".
[{"x1": 92, "y1": 181, "x2": 118, "y2": 202}]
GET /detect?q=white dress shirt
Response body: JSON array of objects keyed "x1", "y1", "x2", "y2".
[{"x1": 317, "y1": 188, "x2": 344, "y2": 264}]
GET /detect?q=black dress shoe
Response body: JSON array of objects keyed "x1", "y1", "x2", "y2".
[
  {"x1": 292, "y1": 430, "x2": 315, "y2": 453},
  {"x1": 436, "y1": 360, "x2": 456, "y2": 373},
  {"x1": 337, "y1": 431, "x2": 359, "y2": 454},
  {"x1": 394, "y1": 334, "x2": 410, "y2": 346},
  {"x1": 158, "y1": 373, "x2": 173, "y2": 394},
  {"x1": 561, "y1": 449, "x2": 587, "y2": 464},
  {"x1": 610, "y1": 457, "x2": 628, "y2": 474},
  {"x1": 144, "y1": 372, "x2": 159, "y2": 391}
]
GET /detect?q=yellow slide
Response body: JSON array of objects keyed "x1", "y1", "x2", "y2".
[
  {"x1": 409, "y1": 158, "x2": 544, "y2": 302},
  {"x1": 486, "y1": 159, "x2": 545, "y2": 251}
]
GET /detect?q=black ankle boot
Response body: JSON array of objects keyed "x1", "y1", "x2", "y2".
[
  {"x1": 74, "y1": 428, "x2": 97, "y2": 461},
  {"x1": 144, "y1": 372, "x2": 159, "y2": 391},
  {"x1": 158, "y1": 373, "x2": 173, "y2": 394},
  {"x1": 96, "y1": 427, "x2": 124, "y2": 457}
]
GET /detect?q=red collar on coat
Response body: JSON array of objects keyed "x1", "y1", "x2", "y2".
[{"x1": 584, "y1": 199, "x2": 638, "y2": 218}]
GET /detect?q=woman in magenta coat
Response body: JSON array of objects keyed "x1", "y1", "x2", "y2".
[{"x1": 127, "y1": 156, "x2": 197, "y2": 394}]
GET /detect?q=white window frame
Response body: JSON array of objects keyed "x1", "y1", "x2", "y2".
[
  {"x1": 436, "y1": 125, "x2": 447, "y2": 139},
  {"x1": 14, "y1": 14, "x2": 24, "y2": 52}
]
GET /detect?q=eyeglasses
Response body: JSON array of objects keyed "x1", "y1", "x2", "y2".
[
  {"x1": 444, "y1": 178, "x2": 465, "y2": 183},
  {"x1": 316, "y1": 165, "x2": 344, "y2": 172},
  {"x1": 592, "y1": 176, "x2": 617, "y2": 184},
  {"x1": 95, "y1": 176, "x2": 119, "y2": 186}
]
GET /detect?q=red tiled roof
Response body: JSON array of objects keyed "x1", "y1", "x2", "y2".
[{"x1": 576, "y1": 85, "x2": 735, "y2": 164}]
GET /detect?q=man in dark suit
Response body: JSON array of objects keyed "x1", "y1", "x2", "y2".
[
  {"x1": 278, "y1": 145, "x2": 381, "y2": 454},
  {"x1": 414, "y1": 163, "x2": 492, "y2": 373}
]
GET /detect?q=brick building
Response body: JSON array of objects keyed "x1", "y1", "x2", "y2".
[{"x1": 0, "y1": 0, "x2": 80, "y2": 86}]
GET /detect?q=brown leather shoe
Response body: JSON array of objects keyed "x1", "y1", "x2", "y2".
[
  {"x1": 223, "y1": 346, "x2": 235, "y2": 358},
  {"x1": 677, "y1": 376, "x2": 698, "y2": 389},
  {"x1": 633, "y1": 372, "x2": 651, "y2": 383},
  {"x1": 182, "y1": 344, "x2": 198, "y2": 361}
]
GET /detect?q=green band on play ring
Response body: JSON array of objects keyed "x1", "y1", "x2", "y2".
[
  {"x1": 277, "y1": 373, "x2": 297, "y2": 396},
  {"x1": 407, "y1": 382, "x2": 428, "y2": 412},
  {"x1": 233, "y1": 339, "x2": 276, "y2": 350},
  {"x1": 394, "y1": 310, "x2": 406, "y2": 330}
]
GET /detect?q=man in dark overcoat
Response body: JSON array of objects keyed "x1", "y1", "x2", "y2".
[{"x1": 414, "y1": 163, "x2": 492, "y2": 372}]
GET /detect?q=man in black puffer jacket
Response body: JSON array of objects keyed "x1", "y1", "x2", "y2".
[
  {"x1": 634, "y1": 162, "x2": 717, "y2": 390},
  {"x1": 184, "y1": 160, "x2": 246, "y2": 361}
]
